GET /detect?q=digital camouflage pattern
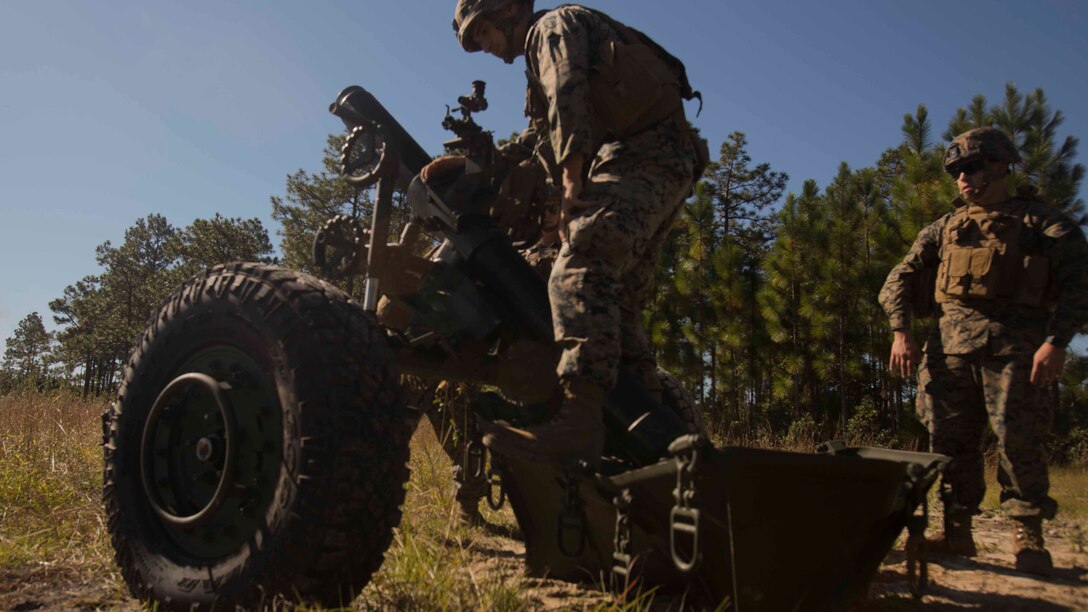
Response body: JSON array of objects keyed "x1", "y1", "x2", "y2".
[
  {"x1": 521, "y1": 239, "x2": 559, "y2": 280},
  {"x1": 880, "y1": 194, "x2": 1088, "y2": 518},
  {"x1": 917, "y1": 352, "x2": 1056, "y2": 518},
  {"x1": 944, "y1": 126, "x2": 1022, "y2": 170},
  {"x1": 880, "y1": 196, "x2": 1088, "y2": 353},
  {"x1": 522, "y1": 6, "x2": 696, "y2": 391}
]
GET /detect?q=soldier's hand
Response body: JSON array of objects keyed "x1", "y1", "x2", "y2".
[
  {"x1": 889, "y1": 330, "x2": 919, "y2": 378},
  {"x1": 558, "y1": 154, "x2": 597, "y2": 243},
  {"x1": 1030, "y1": 342, "x2": 1066, "y2": 387}
]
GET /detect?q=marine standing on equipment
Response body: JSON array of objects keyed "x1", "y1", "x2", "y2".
[
  {"x1": 879, "y1": 127, "x2": 1088, "y2": 575},
  {"x1": 451, "y1": 0, "x2": 707, "y2": 466}
]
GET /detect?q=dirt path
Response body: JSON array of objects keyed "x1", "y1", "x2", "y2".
[
  {"x1": 2, "y1": 513, "x2": 1085, "y2": 610},
  {"x1": 869, "y1": 511, "x2": 1088, "y2": 610},
  {"x1": 458, "y1": 510, "x2": 1088, "y2": 610}
]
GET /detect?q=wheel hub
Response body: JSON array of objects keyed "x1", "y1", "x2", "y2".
[
  {"x1": 138, "y1": 347, "x2": 283, "y2": 559},
  {"x1": 141, "y1": 373, "x2": 237, "y2": 529}
]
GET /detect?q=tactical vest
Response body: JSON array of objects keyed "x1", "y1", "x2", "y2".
[
  {"x1": 525, "y1": 6, "x2": 700, "y2": 140},
  {"x1": 934, "y1": 200, "x2": 1052, "y2": 309},
  {"x1": 524, "y1": 6, "x2": 709, "y2": 184}
]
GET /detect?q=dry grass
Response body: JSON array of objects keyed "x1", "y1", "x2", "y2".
[
  {"x1": 0, "y1": 390, "x2": 115, "y2": 574},
  {"x1": 4, "y1": 390, "x2": 1086, "y2": 611},
  {"x1": 980, "y1": 464, "x2": 1088, "y2": 521},
  {"x1": 0, "y1": 391, "x2": 541, "y2": 609},
  {"x1": 356, "y1": 418, "x2": 532, "y2": 610}
]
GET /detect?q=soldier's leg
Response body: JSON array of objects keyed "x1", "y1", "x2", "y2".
[
  {"x1": 918, "y1": 352, "x2": 987, "y2": 556},
  {"x1": 616, "y1": 199, "x2": 685, "y2": 406},
  {"x1": 553, "y1": 151, "x2": 692, "y2": 393},
  {"x1": 981, "y1": 354, "x2": 1056, "y2": 574},
  {"x1": 482, "y1": 145, "x2": 690, "y2": 465},
  {"x1": 918, "y1": 353, "x2": 989, "y2": 511},
  {"x1": 980, "y1": 354, "x2": 1057, "y2": 518}
]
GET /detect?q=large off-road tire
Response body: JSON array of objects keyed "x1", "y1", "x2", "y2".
[
  {"x1": 659, "y1": 367, "x2": 705, "y2": 436},
  {"x1": 103, "y1": 263, "x2": 410, "y2": 610}
]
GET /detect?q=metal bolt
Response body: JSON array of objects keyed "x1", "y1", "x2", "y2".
[{"x1": 195, "y1": 437, "x2": 220, "y2": 463}]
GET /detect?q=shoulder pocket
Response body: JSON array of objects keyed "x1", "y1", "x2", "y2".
[{"x1": 590, "y1": 41, "x2": 680, "y2": 137}]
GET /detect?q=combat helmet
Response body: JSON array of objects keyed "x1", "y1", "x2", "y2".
[
  {"x1": 944, "y1": 127, "x2": 1021, "y2": 172},
  {"x1": 453, "y1": 0, "x2": 525, "y2": 52}
]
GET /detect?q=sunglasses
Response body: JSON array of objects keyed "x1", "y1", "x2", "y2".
[{"x1": 946, "y1": 159, "x2": 987, "y2": 178}]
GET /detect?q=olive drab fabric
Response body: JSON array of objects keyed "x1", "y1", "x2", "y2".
[
  {"x1": 934, "y1": 202, "x2": 1051, "y2": 308},
  {"x1": 944, "y1": 126, "x2": 1022, "y2": 170},
  {"x1": 879, "y1": 195, "x2": 1088, "y2": 354},
  {"x1": 880, "y1": 192, "x2": 1088, "y2": 521},
  {"x1": 520, "y1": 5, "x2": 700, "y2": 392}
]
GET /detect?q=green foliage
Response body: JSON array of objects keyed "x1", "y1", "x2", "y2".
[
  {"x1": 2, "y1": 312, "x2": 55, "y2": 387},
  {"x1": 271, "y1": 133, "x2": 418, "y2": 298},
  {"x1": 653, "y1": 85, "x2": 1085, "y2": 454},
  {"x1": 0, "y1": 391, "x2": 112, "y2": 569},
  {"x1": 271, "y1": 134, "x2": 366, "y2": 275},
  {"x1": 1050, "y1": 353, "x2": 1088, "y2": 465},
  {"x1": 41, "y1": 213, "x2": 273, "y2": 396},
  {"x1": 649, "y1": 131, "x2": 786, "y2": 430},
  {"x1": 944, "y1": 83, "x2": 1085, "y2": 219},
  {"x1": 356, "y1": 420, "x2": 536, "y2": 610},
  {"x1": 169, "y1": 213, "x2": 276, "y2": 282},
  {"x1": 845, "y1": 397, "x2": 894, "y2": 447}
]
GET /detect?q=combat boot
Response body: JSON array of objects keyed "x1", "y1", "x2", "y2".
[
  {"x1": 927, "y1": 508, "x2": 977, "y2": 557},
  {"x1": 480, "y1": 381, "x2": 605, "y2": 469},
  {"x1": 1012, "y1": 517, "x2": 1053, "y2": 576},
  {"x1": 457, "y1": 499, "x2": 486, "y2": 527}
]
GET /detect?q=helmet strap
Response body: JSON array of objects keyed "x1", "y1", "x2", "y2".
[{"x1": 967, "y1": 160, "x2": 1011, "y2": 205}]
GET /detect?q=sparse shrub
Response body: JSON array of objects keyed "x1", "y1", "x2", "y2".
[
  {"x1": 1049, "y1": 426, "x2": 1088, "y2": 467},
  {"x1": 846, "y1": 396, "x2": 894, "y2": 447},
  {"x1": 785, "y1": 413, "x2": 819, "y2": 449}
]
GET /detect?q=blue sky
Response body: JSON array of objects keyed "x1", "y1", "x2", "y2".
[{"x1": 2, "y1": 0, "x2": 1086, "y2": 350}]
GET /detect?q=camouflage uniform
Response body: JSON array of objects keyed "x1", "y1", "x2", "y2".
[
  {"x1": 879, "y1": 195, "x2": 1088, "y2": 519},
  {"x1": 521, "y1": 236, "x2": 559, "y2": 280},
  {"x1": 522, "y1": 5, "x2": 697, "y2": 393}
]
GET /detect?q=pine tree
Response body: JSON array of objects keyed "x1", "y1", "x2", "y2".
[
  {"x1": 944, "y1": 84, "x2": 1085, "y2": 219},
  {"x1": 651, "y1": 132, "x2": 786, "y2": 431},
  {"x1": 893, "y1": 105, "x2": 957, "y2": 243},
  {"x1": 270, "y1": 133, "x2": 417, "y2": 297},
  {"x1": 170, "y1": 213, "x2": 276, "y2": 282},
  {"x1": 760, "y1": 181, "x2": 823, "y2": 423},
  {"x1": 2, "y1": 312, "x2": 54, "y2": 386},
  {"x1": 811, "y1": 163, "x2": 870, "y2": 434},
  {"x1": 49, "y1": 276, "x2": 111, "y2": 396}
]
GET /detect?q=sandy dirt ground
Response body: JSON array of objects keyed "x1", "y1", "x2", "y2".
[
  {"x1": 867, "y1": 511, "x2": 1088, "y2": 611},
  {"x1": 2, "y1": 512, "x2": 1085, "y2": 610}
]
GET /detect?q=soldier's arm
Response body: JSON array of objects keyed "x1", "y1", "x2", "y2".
[
  {"x1": 1028, "y1": 210, "x2": 1087, "y2": 386},
  {"x1": 881, "y1": 220, "x2": 943, "y2": 377},
  {"x1": 878, "y1": 219, "x2": 944, "y2": 331},
  {"x1": 526, "y1": 10, "x2": 595, "y2": 169},
  {"x1": 1040, "y1": 213, "x2": 1088, "y2": 348}
]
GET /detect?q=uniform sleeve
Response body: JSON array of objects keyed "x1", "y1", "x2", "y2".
[
  {"x1": 879, "y1": 219, "x2": 945, "y2": 331},
  {"x1": 1040, "y1": 212, "x2": 1088, "y2": 347},
  {"x1": 525, "y1": 10, "x2": 594, "y2": 166}
]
